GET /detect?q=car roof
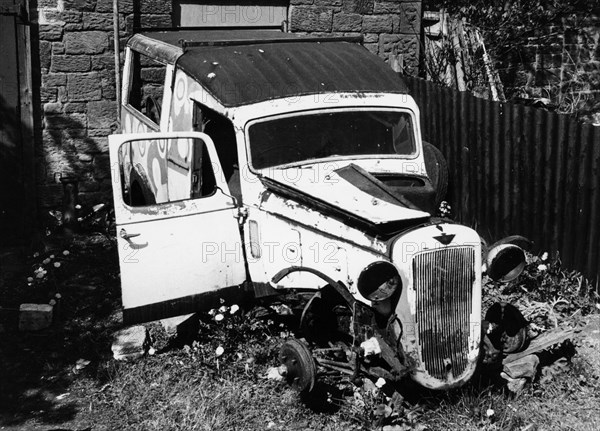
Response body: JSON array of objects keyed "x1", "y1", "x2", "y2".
[{"x1": 129, "y1": 30, "x2": 409, "y2": 107}]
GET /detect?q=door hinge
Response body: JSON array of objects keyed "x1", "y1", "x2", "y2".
[
  {"x1": 235, "y1": 207, "x2": 248, "y2": 226},
  {"x1": 0, "y1": 3, "x2": 24, "y2": 19}
]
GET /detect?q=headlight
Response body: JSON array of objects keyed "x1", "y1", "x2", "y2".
[
  {"x1": 486, "y1": 244, "x2": 526, "y2": 282},
  {"x1": 357, "y1": 261, "x2": 401, "y2": 302}
]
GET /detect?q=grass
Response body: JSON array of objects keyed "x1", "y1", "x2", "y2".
[{"x1": 1, "y1": 238, "x2": 599, "y2": 430}]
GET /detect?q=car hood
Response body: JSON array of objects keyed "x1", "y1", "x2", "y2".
[{"x1": 259, "y1": 163, "x2": 430, "y2": 231}]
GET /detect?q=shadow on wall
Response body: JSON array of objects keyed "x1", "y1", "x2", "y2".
[{"x1": 0, "y1": 95, "x2": 27, "y2": 245}]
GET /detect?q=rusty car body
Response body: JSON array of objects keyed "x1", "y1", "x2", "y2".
[{"x1": 108, "y1": 30, "x2": 527, "y2": 390}]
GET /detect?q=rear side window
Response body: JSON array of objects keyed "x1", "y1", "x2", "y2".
[{"x1": 127, "y1": 51, "x2": 167, "y2": 125}]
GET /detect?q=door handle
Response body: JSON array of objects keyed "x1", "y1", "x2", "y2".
[{"x1": 120, "y1": 228, "x2": 140, "y2": 240}]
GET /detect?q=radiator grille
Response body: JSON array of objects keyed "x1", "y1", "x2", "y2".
[{"x1": 413, "y1": 247, "x2": 475, "y2": 380}]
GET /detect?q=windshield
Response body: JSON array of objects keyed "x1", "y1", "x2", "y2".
[{"x1": 248, "y1": 110, "x2": 416, "y2": 169}]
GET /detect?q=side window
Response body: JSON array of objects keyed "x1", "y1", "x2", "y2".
[
  {"x1": 192, "y1": 103, "x2": 241, "y2": 202},
  {"x1": 118, "y1": 137, "x2": 216, "y2": 207},
  {"x1": 128, "y1": 51, "x2": 167, "y2": 125}
]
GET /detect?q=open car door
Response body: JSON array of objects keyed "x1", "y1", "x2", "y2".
[{"x1": 109, "y1": 132, "x2": 246, "y2": 324}]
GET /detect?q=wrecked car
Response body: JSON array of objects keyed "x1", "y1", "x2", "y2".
[{"x1": 108, "y1": 29, "x2": 527, "y2": 391}]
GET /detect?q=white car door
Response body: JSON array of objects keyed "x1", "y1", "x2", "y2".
[{"x1": 109, "y1": 131, "x2": 247, "y2": 324}]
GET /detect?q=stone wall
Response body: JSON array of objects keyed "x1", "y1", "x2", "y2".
[
  {"x1": 34, "y1": 0, "x2": 422, "y2": 212},
  {"x1": 35, "y1": 0, "x2": 172, "y2": 210},
  {"x1": 501, "y1": 13, "x2": 599, "y2": 122},
  {"x1": 289, "y1": 0, "x2": 422, "y2": 73}
]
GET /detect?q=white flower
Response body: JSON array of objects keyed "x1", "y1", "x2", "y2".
[
  {"x1": 49, "y1": 254, "x2": 55, "y2": 259},
  {"x1": 53, "y1": 262, "x2": 61, "y2": 268},
  {"x1": 230, "y1": 304, "x2": 239, "y2": 314},
  {"x1": 148, "y1": 347, "x2": 156, "y2": 356},
  {"x1": 215, "y1": 346, "x2": 224, "y2": 357},
  {"x1": 49, "y1": 299, "x2": 56, "y2": 306},
  {"x1": 36, "y1": 272, "x2": 45, "y2": 279},
  {"x1": 75, "y1": 204, "x2": 82, "y2": 210},
  {"x1": 27, "y1": 277, "x2": 34, "y2": 283},
  {"x1": 63, "y1": 250, "x2": 70, "y2": 256},
  {"x1": 486, "y1": 408, "x2": 495, "y2": 417},
  {"x1": 208, "y1": 308, "x2": 216, "y2": 316},
  {"x1": 215, "y1": 313, "x2": 224, "y2": 322},
  {"x1": 33, "y1": 252, "x2": 40, "y2": 258},
  {"x1": 43, "y1": 258, "x2": 51, "y2": 265},
  {"x1": 375, "y1": 377, "x2": 386, "y2": 388},
  {"x1": 541, "y1": 252, "x2": 548, "y2": 261},
  {"x1": 537, "y1": 264, "x2": 548, "y2": 272},
  {"x1": 207, "y1": 72, "x2": 216, "y2": 79},
  {"x1": 55, "y1": 293, "x2": 62, "y2": 299},
  {"x1": 218, "y1": 305, "x2": 228, "y2": 313}
]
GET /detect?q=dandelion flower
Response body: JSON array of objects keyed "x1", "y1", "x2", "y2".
[
  {"x1": 54, "y1": 262, "x2": 61, "y2": 268},
  {"x1": 215, "y1": 346, "x2": 224, "y2": 357},
  {"x1": 63, "y1": 250, "x2": 70, "y2": 256},
  {"x1": 55, "y1": 293, "x2": 62, "y2": 299},
  {"x1": 541, "y1": 252, "x2": 548, "y2": 261},
  {"x1": 486, "y1": 409, "x2": 495, "y2": 417},
  {"x1": 230, "y1": 304, "x2": 239, "y2": 314},
  {"x1": 375, "y1": 377, "x2": 386, "y2": 388},
  {"x1": 215, "y1": 313, "x2": 224, "y2": 322},
  {"x1": 537, "y1": 264, "x2": 548, "y2": 272},
  {"x1": 49, "y1": 254, "x2": 55, "y2": 259},
  {"x1": 33, "y1": 252, "x2": 40, "y2": 258},
  {"x1": 36, "y1": 272, "x2": 45, "y2": 279},
  {"x1": 208, "y1": 309, "x2": 216, "y2": 316},
  {"x1": 218, "y1": 305, "x2": 228, "y2": 313},
  {"x1": 27, "y1": 277, "x2": 34, "y2": 283},
  {"x1": 43, "y1": 258, "x2": 51, "y2": 265}
]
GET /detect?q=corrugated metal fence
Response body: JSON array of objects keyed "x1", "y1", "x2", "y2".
[{"x1": 403, "y1": 75, "x2": 600, "y2": 286}]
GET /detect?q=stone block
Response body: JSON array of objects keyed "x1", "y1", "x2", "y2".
[
  {"x1": 93, "y1": 154, "x2": 111, "y2": 179},
  {"x1": 315, "y1": 0, "x2": 342, "y2": 6},
  {"x1": 148, "y1": 313, "x2": 199, "y2": 351},
  {"x1": 82, "y1": 12, "x2": 126, "y2": 30},
  {"x1": 65, "y1": 0, "x2": 97, "y2": 12},
  {"x1": 333, "y1": 13, "x2": 362, "y2": 32},
  {"x1": 91, "y1": 54, "x2": 115, "y2": 71},
  {"x1": 88, "y1": 101, "x2": 118, "y2": 129},
  {"x1": 140, "y1": 0, "x2": 172, "y2": 14},
  {"x1": 64, "y1": 102, "x2": 87, "y2": 113},
  {"x1": 40, "y1": 41, "x2": 52, "y2": 70},
  {"x1": 44, "y1": 103, "x2": 63, "y2": 114},
  {"x1": 19, "y1": 304, "x2": 53, "y2": 331},
  {"x1": 139, "y1": 14, "x2": 173, "y2": 28},
  {"x1": 111, "y1": 325, "x2": 148, "y2": 360},
  {"x1": 67, "y1": 72, "x2": 102, "y2": 101},
  {"x1": 342, "y1": 0, "x2": 373, "y2": 14},
  {"x1": 74, "y1": 136, "x2": 109, "y2": 153},
  {"x1": 364, "y1": 42, "x2": 379, "y2": 55},
  {"x1": 96, "y1": 0, "x2": 133, "y2": 13},
  {"x1": 364, "y1": 33, "x2": 379, "y2": 43},
  {"x1": 41, "y1": 87, "x2": 58, "y2": 103},
  {"x1": 39, "y1": 25, "x2": 63, "y2": 41},
  {"x1": 44, "y1": 113, "x2": 88, "y2": 130},
  {"x1": 51, "y1": 55, "x2": 91, "y2": 73},
  {"x1": 64, "y1": 23, "x2": 84, "y2": 31},
  {"x1": 42, "y1": 73, "x2": 67, "y2": 87},
  {"x1": 65, "y1": 31, "x2": 108, "y2": 55},
  {"x1": 398, "y1": 2, "x2": 421, "y2": 34},
  {"x1": 374, "y1": 1, "x2": 401, "y2": 14},
  {"x1": 362, "y1": 14, "x2": 393, "y2": 33},
  {"x1": 290, "y1": 6, "x2": 333, "y2": 32},
  {"x1": 379, "y1": 33, "x2": 418, "y2": 55},
  {"x1": 87, "y1": 128, "x2": 111, "y2": 137},
  {"x1": 52, "y1": 42, "x2": 66, "y2": 55}
]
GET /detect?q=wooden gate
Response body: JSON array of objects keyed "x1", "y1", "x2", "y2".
[{"x1": 0, "y1": 0, "x2": 33, "y2": 246}]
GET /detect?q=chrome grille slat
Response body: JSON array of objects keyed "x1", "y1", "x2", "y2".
[{"x1": 413, "y1": 247, "x2": 475, "y2": 380}]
